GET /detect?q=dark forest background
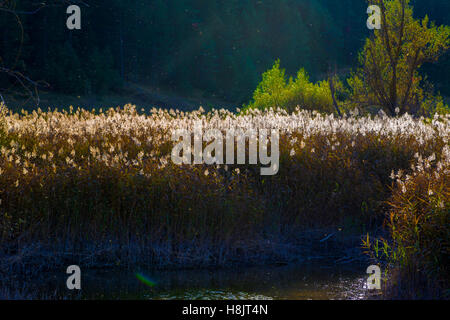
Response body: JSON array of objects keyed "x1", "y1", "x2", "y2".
[{"x1": 0, "y1": 0, "x2": 449, "y2": 107}]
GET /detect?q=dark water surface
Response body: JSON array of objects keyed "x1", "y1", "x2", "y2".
[{"x1": 34, "y1": 261, "x2": 371, "y2": 300}]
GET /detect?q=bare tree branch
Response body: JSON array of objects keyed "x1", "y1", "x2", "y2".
[
  {"x1": 0, "y1": 0, "x2": 89, "y2": 15},
  {"x1": 0, "y1": 0, "x2": 84, "y2": 107}
]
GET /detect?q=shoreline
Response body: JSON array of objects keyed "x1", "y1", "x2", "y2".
[
  {"x1": 1, "y1": 230, "x2": 368, "y2": 277},
  {"x1": 1, "y1": 235, "x2": 371, "y2": 300}
]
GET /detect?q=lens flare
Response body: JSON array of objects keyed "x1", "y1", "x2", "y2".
[{"x1": 136, "y1": 273, "x2": 156, "y2": 287}]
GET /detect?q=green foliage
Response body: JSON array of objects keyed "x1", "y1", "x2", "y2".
[
  {"x1": 2, "y1": 0, "x2": 450, "y2": 103},
  {"x1": 348, "y1": 0, "x2": 450, "y2": 115},
  {"x1": 419, "y1": 92, "x2": 450, "y2": 116},
  {"x1": 244, "y1": 60, "x2": 337, "y2": 113}
]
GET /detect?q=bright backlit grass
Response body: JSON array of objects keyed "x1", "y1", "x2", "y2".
[{"x1": 0, "y1": 104, "x2": 448, "y2": 288}]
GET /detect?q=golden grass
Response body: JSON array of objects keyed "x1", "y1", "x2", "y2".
[{"x1": 0, "y1": 104, "x2": 448, "y2": 280}]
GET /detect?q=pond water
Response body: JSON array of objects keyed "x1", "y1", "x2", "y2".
[{"x1": 32, "y1": 261, "x2": 372, "y2": 300}]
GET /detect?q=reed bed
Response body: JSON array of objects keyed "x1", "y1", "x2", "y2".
[
  {"x1": 365, "y1": 144, "x2": 450, "y2": 298},
  {"x1": 0, "y1": 103, "x2": 448, "y2": 288}
]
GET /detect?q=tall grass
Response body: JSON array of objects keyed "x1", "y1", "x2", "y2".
[
  {"x1": 0, "y1": 103, "x2": 448, "y2": 284},
  {"x1": 364, "y1": 143, "x2": 449, "y2": 299}
]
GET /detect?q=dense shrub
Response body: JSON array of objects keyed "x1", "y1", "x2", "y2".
[{"x1": 244, "y1": 60, "x2": 338, "y2": 114}]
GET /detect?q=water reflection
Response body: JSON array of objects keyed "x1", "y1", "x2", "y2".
[{"x1": 64, "y1": 262, "x2": 369, "y2": 300}]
